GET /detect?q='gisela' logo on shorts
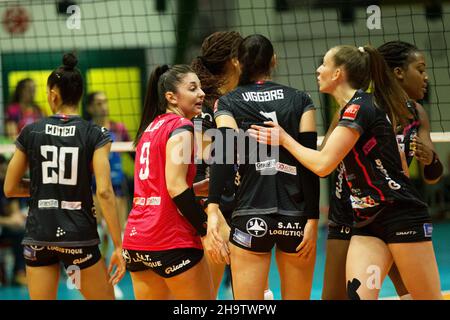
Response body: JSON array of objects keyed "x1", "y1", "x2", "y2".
[{"x1": 246, "y1": 217, "x2": 267, "y2": 237}]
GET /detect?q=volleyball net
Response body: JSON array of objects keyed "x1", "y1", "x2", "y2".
[{"x1": 1, "y1": 0, "x2": 450, "y2": 149}]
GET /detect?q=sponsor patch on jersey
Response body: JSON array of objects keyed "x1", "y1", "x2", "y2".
[
  {"x1": 23, "y1": 246, "x2": 37, "y2": 261},
  {"x1": 246, "y1": 217, "x2": 268, "y2": 237},
  {"x1": 61, "y1": 201, "x2": 81, "y2": 210},
  {"x1": 423, "y1": 223, "x2": 433, "y2": 237},
  {"x1": 133, "y1": 197, "x2": 161, "y2": 206},
  {"x1": 146, "y1": 197, "x2": 161, "y2": 206},
  {"x1": 255, "y1": 160, "x2": 296, "y2": 175},
  {"x1": 255, "y1": 159, "x2": 276, "y2": 171},
  {"x1": 276, "y1": 162, "x2": 297, "y2": 175},
  {"x1": 233, "y1": 228, "x2": 252, "y2": 248},
  {"x1": 342, "y1": 104, "x2": 360, "y2": 121},
  {"x1": 38, "y1": 199, "x2": 59, "y2": 209}
]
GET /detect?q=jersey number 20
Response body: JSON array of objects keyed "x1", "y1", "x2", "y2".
[{"x1": 41, "y1": 146, "x2": 79, "y2": 185}]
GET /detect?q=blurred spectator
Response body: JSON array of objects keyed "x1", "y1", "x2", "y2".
[
  {"x1": 86, "y1": 92, "x2": 131, "y2": 233},
  {"x1": 0, "y1": 155, "x2": 26, "y2": 286},
  {"x1": 5, "y1": 78, "x2": 43, "y2": 140}
]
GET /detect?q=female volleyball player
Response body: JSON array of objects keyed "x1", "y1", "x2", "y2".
[
  {"x1": 192, "y1": 30, "x2": 275, "y2": 300},
  {"x1": 378, "y1": 41, "x2": 443, "y2": 184},
  {"x1": 3, "y1": 53, "x2": 125, "y2": 299},
  {"x1": 121, "y1": 64, "x2": 216, "y2": 300},
  {"x1": 206, "y1": 34, "x2": 320, "y2": 300},
  {"x1": 322, "y1": 41, "x2": 444, "y2": 300},
  {"x1": 191, "y1": 31, "x2": 242, "y2": 297},
  {"x1": 249, "y1": 45, "x2": 442, "y2": 300}
]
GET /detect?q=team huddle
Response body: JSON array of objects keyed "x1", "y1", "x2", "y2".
[{"x1": 3, "y1": 31, "x2": 444, "y2": 300}]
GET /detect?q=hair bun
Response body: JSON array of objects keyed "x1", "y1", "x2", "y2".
[{"x1": 62, "y1": 53, "x2": 78, "y2": 70}]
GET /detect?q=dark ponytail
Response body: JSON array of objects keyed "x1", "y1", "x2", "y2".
[
  {"x1": 333, "y1": 45, "x2": 409, "y2": 129},
  {"x1": 191, "y1": 31, "x2": 243, "y2": 107},
  {"x1": 238, "y1": 34, "x2": 274, "y2": 85},
  {"x1": 134, "y1": 64, "x2": 194, "y2": 145},
  {"x1": 47, "y1": 52, "x2": 83, "y2": 106}
]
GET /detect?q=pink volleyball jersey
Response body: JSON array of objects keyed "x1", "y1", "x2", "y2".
[{"x1": 123, "y1": 113, "x2": 202, "y2": 251}]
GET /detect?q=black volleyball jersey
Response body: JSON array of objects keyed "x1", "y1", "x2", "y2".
[
  {"x1": 329, "y1": 100, "x2": 422, "y2": 227},
  {"x1": 16, "y1": 114, "x2": 111, "y2": 247},
  {"x1": 214, "y1": 80, "x2": 318, "y2": 218},
  {"x1": 337, "y1": 90, "x2": 427, "y2": 227},
  {"x1": 396, "y1": 100, "x2": 420, "y2": 166}
]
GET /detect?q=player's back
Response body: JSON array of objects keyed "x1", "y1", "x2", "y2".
[
  {"x1": 215, "y1": 80, "x2": 315, "y2": 217},
  {"x1": 16, "y1": 114, "x2": 111, "y2": 247}
]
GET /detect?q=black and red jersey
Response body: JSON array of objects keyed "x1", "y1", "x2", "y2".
[{"x1": 337, "y1": 90, "x2": 427, "y2": 226}]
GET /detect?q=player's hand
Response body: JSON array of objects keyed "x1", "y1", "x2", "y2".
[
  {"x1": 295, "y1": 219, "x2": 318, "y2": 262},
  {"x1": 203, "y1": 205, "x2": 230, "y2": 265},
  {"x1": 411, "y1": 136, "x2": 434, "y2": 165},
  {"x1": 248, "y1": 121, "x2": 286, "y2": 146},
  {"x1": 108, "y1": 247, "x2": 126, "y2": 286}
]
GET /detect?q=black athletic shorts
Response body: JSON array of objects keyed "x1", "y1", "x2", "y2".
[
  {"x1": 23, "y1": 245, "x2": 101, "y2": 270},
  {"x1": 352, "y1": 205, "x2": 433, "y2": 243},
  {"x1": 230, "y1": 214, "x2": 308, "y2": 253},
  {"x1": 327, "y1": 221, "x2": 353, "y2": 241},
  {"x1": 123, "y1": 248, "x2": 203, "y2": 278}
]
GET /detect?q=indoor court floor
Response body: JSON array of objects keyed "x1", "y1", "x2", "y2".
[{"x1": 1, "y1": 221, "x2": 449, "y2": 300}]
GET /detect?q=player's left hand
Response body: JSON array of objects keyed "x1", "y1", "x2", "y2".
[
  {"x1": 411, "y1": 136, "x2": 434, "y2": 165},
  {"x1": 248, "y1": 122, "x2": 286, "y2": 146},
  {"x1": 108, "y1": 247, "x2": 126, "y2": 285},
  {"x1": 295, "y1": 219, "x2": 318, "y2": 262},
  {"x1": 203, "y1": 206, "x2": 230, "y2": 265}
]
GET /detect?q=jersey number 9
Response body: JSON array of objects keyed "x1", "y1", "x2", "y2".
[{"x1": 139, "y1": 142, "x2": 150, "y2": 180}]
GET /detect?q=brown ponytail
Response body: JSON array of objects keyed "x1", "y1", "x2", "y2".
[
  {"x1": 135, "y1": 64, "x2": 194, "y2": 145},
  {"x1": 332, "y1": 45, "x2": 409, "y2": 129}
]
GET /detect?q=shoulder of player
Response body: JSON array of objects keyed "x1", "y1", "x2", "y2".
[
  {"x1": 348, "y1": 91, "x2": 377, "y2": 111},
  {"x1": 167, "y1": 114, "x2": 193, "y2": 129}
]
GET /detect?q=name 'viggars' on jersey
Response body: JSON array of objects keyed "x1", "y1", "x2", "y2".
[{"x1": 242, "y1": 89, "x2": 284, "y2": 102}]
